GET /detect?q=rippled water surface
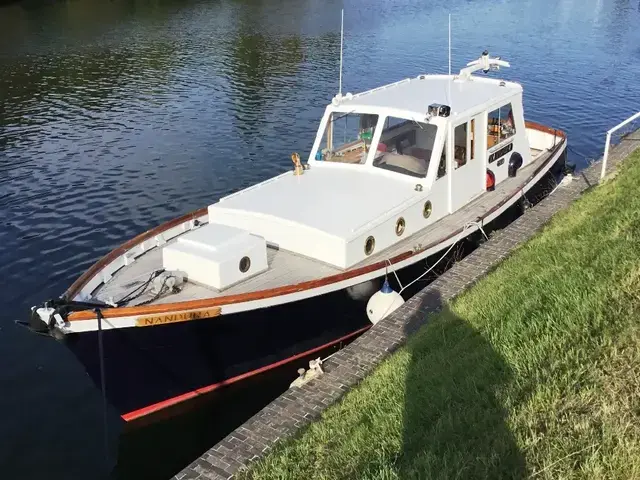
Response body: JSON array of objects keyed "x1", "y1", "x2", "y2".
[{"x1": 1, "y1": 0, "x2": 639, "y2": 478}]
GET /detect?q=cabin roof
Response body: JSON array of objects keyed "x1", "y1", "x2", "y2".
[
  {"x1": 214, "y1": 167, "x2": 420, "y2": 241},
  {"x1": 333, "y1": 74, "x2": 522, "y2": 117}
]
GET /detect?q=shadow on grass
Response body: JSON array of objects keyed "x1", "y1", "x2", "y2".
[{"x1": 400, "y1": 290, "x2": 526, "y2": 479}]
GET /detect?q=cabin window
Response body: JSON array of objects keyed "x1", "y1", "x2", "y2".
[
  {"x1": 384, "y1": 116, "x2": 411, "y2": 130},
  {"x1": 487, "y1": 103, "x2": 516, "y2": 148},
  {"x1": 318, "y1": 112, "x2": 379, "y2": 164},
  {"x1": 372, "y1": 116, "x2": 437, "y2": 178},
  {"x1": 454, "y1": 123, "x2": 467, "y2": 169}
]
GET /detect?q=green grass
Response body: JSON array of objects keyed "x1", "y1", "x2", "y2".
[{"x1": 239, "y1": 149, "x2": 640, "y2": 480}]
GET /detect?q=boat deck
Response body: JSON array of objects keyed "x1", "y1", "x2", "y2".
[{"x1": 93, "y1": 146, "x2": 556, "y2": 307}]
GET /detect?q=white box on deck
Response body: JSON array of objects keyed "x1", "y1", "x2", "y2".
[{"x1": 162, "y1": 223, "x2": 268, "y2": 290}]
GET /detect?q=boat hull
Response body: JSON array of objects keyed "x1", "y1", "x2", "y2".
[
  {"x1": 37, "y1": 131, "x2": 566, "y2": 426},
  {"x1": 62, "y1": 287, "x2": 372, "y2": 425},
  {"x1": 59, "y1": 195, "x2": 522, "y2": 427}
]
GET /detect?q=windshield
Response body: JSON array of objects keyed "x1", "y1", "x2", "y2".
[
  {"x1": 316, "y1": 112, "x2": 379, "y2": 164},
  {"x1": 372, "y1": 117, "x2": 438, "y2": 178}
]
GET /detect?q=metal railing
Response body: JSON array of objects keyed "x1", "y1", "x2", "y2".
[{"x1": 601, "y1": 111, "x2": 640, "y2": 179}]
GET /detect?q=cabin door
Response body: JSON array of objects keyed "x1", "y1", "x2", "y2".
[{"x1": 451, "y1": 116, "x2": 484, "y2": 212}]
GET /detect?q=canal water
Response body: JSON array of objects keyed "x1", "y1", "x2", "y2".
[{"x1": 1, "y1": 0, "x2": 639, "y2": 478}]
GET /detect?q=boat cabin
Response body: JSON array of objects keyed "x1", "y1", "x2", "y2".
[
  {"x1": 308, "y1": 72, "x2": 527, "y2": 199},
  {"x1": 160, "y1": 54, "x2": 554, "y2": 290}
]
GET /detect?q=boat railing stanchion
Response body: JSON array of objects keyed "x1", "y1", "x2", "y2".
[
  {"x1": 601, "y1": 131, "x2": 612, "y2": 180},
  {"x1": 339, "y1": 8, "x2": 344, "y2": 97},
  {"x1": 601, "y1": 111, "x2": 640, "y2": 180}
]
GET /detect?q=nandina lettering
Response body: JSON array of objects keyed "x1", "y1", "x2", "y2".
[{"x1": 140, "y1": 310, "x2": 212, "y2": 326}]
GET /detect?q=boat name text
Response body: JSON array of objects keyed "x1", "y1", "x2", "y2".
[{"x1": 135, "y1": 307, "x2": 221, "y2": 327}]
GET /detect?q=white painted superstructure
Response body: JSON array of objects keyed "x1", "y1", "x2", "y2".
[
  {"x1": 197, "y1": 52, "x2": 536, "y2": 270},
  {"x1": 163, "y1": 223, "x2": 268, "y2": 290},
  {"x1": 208, "y1": 167, "x2": 425, "y2": 269}
]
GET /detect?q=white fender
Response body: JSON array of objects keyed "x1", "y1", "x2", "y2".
[{"x1": 366, "y1": 278, "x2": 405, "y2": 324}]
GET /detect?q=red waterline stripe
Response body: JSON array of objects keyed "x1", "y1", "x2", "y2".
[{"x1": 122, "y1": 325, "x2": 372, "y2": 422}]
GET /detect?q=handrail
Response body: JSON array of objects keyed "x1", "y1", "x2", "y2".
[{"x1": 601, "y1": 111, "x2": 640, "y2": 179}]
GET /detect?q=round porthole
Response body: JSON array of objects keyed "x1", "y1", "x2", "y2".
[
  {"x1": 395, "y1": 217, "x2": 406, "y2": 236},
  {"x1": 364, "y1": 236, "x2": 376, "y2": 256},
  {"x1": 239, "y1": 256, "x2": 251, "y2": 273},
  {"x1": 423, "y1": 201, "x2": 433, "y2": 219}
]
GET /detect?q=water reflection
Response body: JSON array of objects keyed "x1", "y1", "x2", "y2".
[
  {"x1": 1, "y1": 47, "x2": 177, "y2": 145},
  {"x1": 227, "y1": 33, "x2": 304, "y2": 136},
  {"x1": 607, "y1": 0, "x2": 633, "y2": 47}
]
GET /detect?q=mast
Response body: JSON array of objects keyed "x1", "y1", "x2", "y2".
[
  {"x1": 339, "y1": 8, "x2": 344, "y2": 97},
  {"x1": 448, "y1": 14, "x2": 451, "y2": 76}
]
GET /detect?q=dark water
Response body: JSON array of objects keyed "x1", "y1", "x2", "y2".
[{"x1": 1, "y1": 0, "x2": 639, "y2": 478}]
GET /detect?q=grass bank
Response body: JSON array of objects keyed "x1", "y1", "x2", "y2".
[{"x1": 239, "y1": 148, "x2": 640, "y2": 480}]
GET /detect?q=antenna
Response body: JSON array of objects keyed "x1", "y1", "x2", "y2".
[
  {"x1": 339, "y1": 8, "x2": 344, "y2": 96},
  {"x1": 448, "y1": 13, "x2": 451, "y2": 76},
  {"x1": 445, "y1": 13, "x2": 451, "y2": 110}
]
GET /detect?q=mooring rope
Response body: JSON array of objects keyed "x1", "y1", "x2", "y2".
[
  {"x1": 115, "y1": 269, "x2": 164, "y2": 306},
  {"x1": 397, "y1": 221, "x2": 482, "y2": 295},
  {"x1": 95, "y1": 308, "x2": 110, "y2": 469},
  {"x1": 384, "y1": 258, "x2": 404, "y2": 290}
]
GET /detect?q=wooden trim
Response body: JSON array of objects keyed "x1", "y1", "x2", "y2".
[
  {"x1": 67, "y1": 126, "x2": 566, "y2": 322},
  {"x1": 64, "y1": 207, "x2": 208, "y2": 300},
  {"x1": 525, "y1": 120, "x2": 566, "y2": 138}
]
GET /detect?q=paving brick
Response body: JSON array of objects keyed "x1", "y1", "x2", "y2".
[
  {"x1": 199, "y1": 463, "x2": 231, "y2": 479},
  {"x1": 174, "y1": 468, "x2": 200, "y2": 480}
]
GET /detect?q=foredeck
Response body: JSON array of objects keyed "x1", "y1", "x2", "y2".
[{"x1": 92, "y1": 145, "x2": 557, "y2": 307}]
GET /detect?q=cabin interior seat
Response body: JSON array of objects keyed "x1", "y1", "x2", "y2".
[
  {"x1": 373, "y1": 151, "x2": 428, "y2": 177},
  {"x1": 373, "y1": 122, "x2": 438, "y2": 177}
]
